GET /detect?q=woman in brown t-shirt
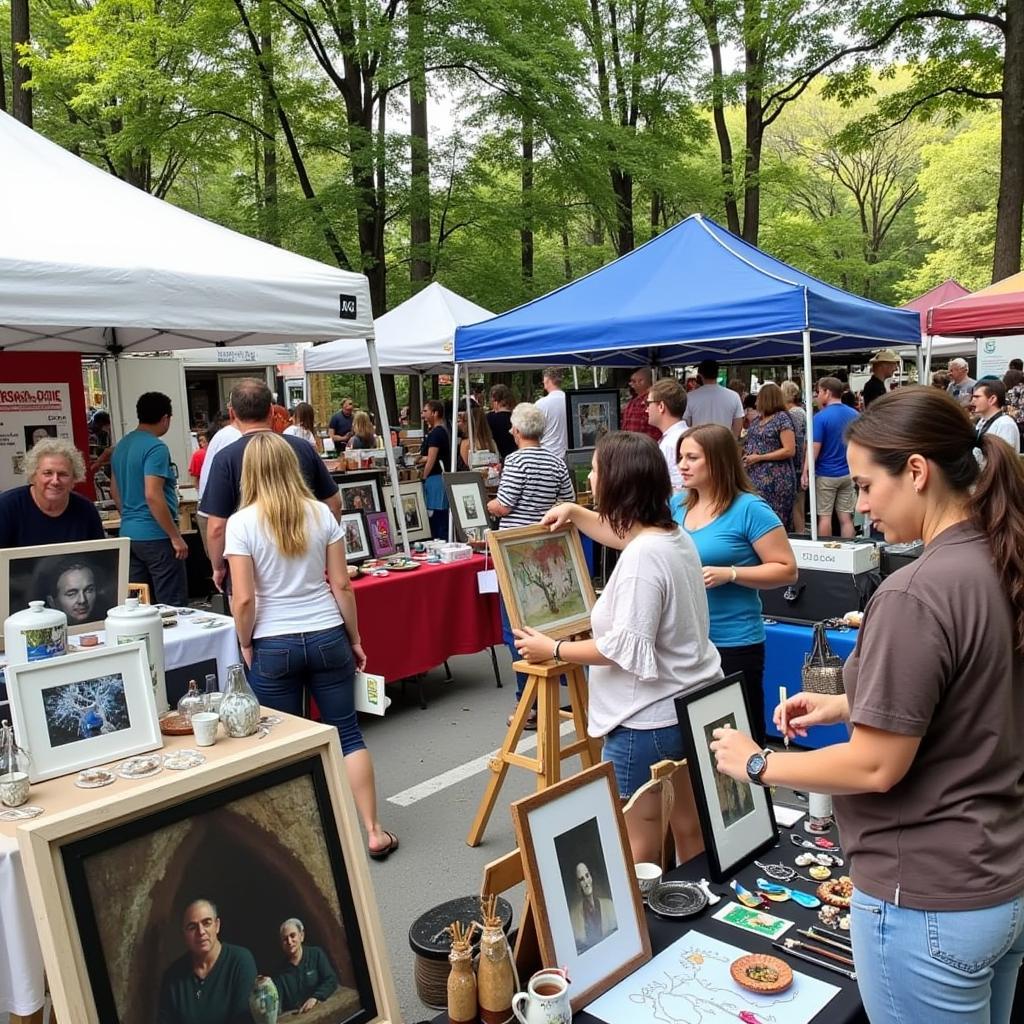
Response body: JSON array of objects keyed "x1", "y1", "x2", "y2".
[{"x1": 711, "y1": 388, "x2": 1024, "y2": 1024}]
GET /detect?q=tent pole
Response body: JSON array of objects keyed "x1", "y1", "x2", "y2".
[
  {"x1": 572, "y1": 367, "x2": 580, "y2": 390},
  {"x1": 367, "y1": 336, "x2": 410, "y2": 555},
  {"x1": 802, "y1": 329, "x2": 817, "y2": 542},
  {"x1": 465, "y1": 363, "x2": 475, "y2": 452},
  {"x1": 449, "y1": 365, "x2": 460, "y2": 541},
  {"x1": 924, "y1": 334, "x2": 934, "y2": 381},
  {"x1": 915, "y1": 348, "x2": 924, "y2": 386},
  {"x1": 592, "y1": 367, "x2": 598, "y2": 387}
]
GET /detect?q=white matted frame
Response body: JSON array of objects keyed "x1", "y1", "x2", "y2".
[
  {"x1": 382, "y1": 481, "x2": 431, "y2": 543},
  {"x1": 674, "y1": 671, "x2": 779, "y2": 882},
  {"x1": 341, "y1": 511, "x2": 371, "y2": 563},
  {"x1": 16, "y1": 720, "x2": 400, "y2": 1024},
  {"x1": 441, "y1": 471, "x2": 490, "y2": 542},
  {"x1": 511, "y1": 762, "x2": 651, "y2": 1012},
  {"x1": 0, "y1": 536, "x2": 130, "y2": 647},
  {"x1": 7, "y1": 641, "x2": 160, "y2": 782}
]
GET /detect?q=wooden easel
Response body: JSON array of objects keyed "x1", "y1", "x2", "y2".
[{"x1": 466, "y1": 656, "x2": 600, "y2": 847}]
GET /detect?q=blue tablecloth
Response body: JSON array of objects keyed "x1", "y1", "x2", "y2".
[{"x1": 763, "y1": 620, "x2": 856, "y2": 748}]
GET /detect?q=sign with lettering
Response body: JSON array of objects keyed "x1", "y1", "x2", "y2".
[{"x1": 339, "y1": 294, "x2": 359, "y2": 320}]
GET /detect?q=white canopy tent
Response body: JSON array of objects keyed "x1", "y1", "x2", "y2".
[{"x1": 0, "y1": 110, "x2": 410, "y2": 549}]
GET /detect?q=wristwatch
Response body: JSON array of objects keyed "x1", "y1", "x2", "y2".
[{"x1": 746, "y1": 748, "x2": 773, "y2": 786}]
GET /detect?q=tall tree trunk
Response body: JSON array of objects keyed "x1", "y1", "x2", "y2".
[
  {"x1": 612, "y1": 169, "x2": 634, "y2": 253},
  {"x1": 994, "y1": 0, "x2": 1024, "y2": 280},
  {"x1": 741, "y1": 8, "x2": 763, "y2": 245},
  {"x1": 11, "y1": 0, "x2": 32, "y2": 127},
  {"x1": 408, "y1": 0, "x2": 431, "y2": 289},
  {"x1": 0, "y1": 42, "x2": 7, "y2": 113},
  {"x1": 561, "y1": 224, "x2": 572, "y2": 281},
  {"x1": 521, "y1": 112, "x2": 534, "y2": 289},
  {"x1": 408, "y1": 375, "x2": 422, "y2": 423},
  {"x1": 258, "y1": 0, "x2": 280, "y2": 246},
  {"x1": 699, "y1": 1, "x2": 740, "y2": 234}
]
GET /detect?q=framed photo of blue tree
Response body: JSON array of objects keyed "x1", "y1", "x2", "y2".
[{"x1": 487, "y1": 523, "x2": 596, "y2": 640}]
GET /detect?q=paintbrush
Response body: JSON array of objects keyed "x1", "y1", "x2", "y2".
[
  {"x1": 808, "y1": 924, "x2": 853, "y2": 947},
  {"x1": 779, "y1": 685, "x2": 789, "y2": 748},
  {"x1": 772, "y1": 941, "x2": 857, "y2": 980},
  {"x1": 783, "y1": 937, "x2": 855, "y2": 966},
  {"x1": 797, "y1": 929, "x2": 854, "y2": 955}
]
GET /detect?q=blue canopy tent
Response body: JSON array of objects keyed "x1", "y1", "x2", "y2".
[{"x1": 454, "y1": 214, "x2": 922, "y2": 538}]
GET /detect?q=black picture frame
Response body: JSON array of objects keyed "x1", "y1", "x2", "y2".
[
  {"x1": 61, "y1": 754, "x2": 379, "y2": 1024},
  {"x1": 564, "y1": 448, "x2": 595, "y2": 497},
  {"x1": 565, "y1": 389, "x2": 620, "y2": 449},
  {"x1": 674, "y1": 671, "x2": 779, "y2": 882},
  {"x1": 331, "y1": 471, "x2": 384, "y2": 514},
  {"x1": 441, "y1": 471, "x2": 491, "y2": 542}
]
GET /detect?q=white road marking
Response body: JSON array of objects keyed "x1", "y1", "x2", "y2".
[{"x1": 387, "y1": 720, "x2": 579, "y2": 807}]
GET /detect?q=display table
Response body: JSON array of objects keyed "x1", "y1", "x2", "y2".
[
  {"x1": 0, "y1": 710, "x2": 324, "y2": 1020},
  {"x1": 351, "y1": 555, "x2": 502, "y2": 690},
  {"x1": 763, "y1": 621, "x2": 856, "y2": 748}
]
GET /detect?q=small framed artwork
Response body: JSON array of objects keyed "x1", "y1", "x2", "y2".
[
  {"x1": 442, "y1": 472, "x2": 490, "y2": 542},
  {"x1": 511, "y1": 762, "x2": 651, "y2": 1012},
  {"x1": 17, "y1": 723, "x2": 400, "y2": 1024},
  {"x1": 7, "y1": 641, "x2": 161, "y2": 782},
  {"x1": 365, "y1": 511, "x2": 398, "y2": 558},
  {"x1": 565, "y1": 389, "x2": 620, "y2": 450},
  {"x1": 487, "y1": 522, "x2": 596, "y2": 640},
  {"x1": 674, "y1": 671, "x2": 779, "y2": 882},
  {"x1": 341, "y1": 511, "x2": 371, "y2": 563},
  {"x1": 564, "y1": 448, "x2": 595, "y2": 497},
  {"x1": 382, "y1": 481, "x2": 431, "y2": 543},
  {"x1": 0, "y1": 537, "x2": 130, "y2": 646},
  {"x1": 333, "y1": 472, "x2": 383, "y2": 514}
]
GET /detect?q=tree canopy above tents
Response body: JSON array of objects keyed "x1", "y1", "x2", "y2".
[
  {"x1": 0, "y1": 111, "x2": 372, "y2": 354},
  {"x1": 455, "y1": 215, "x2": 921, "y2": 367}
]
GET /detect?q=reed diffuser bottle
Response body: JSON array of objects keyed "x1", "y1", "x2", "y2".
[
  {"x1": 477, "y1": 894, "x2": 515, "y2": 1024},
  {"x1": 446, "y1": 921, "x2": 477, "y2": 1024}
]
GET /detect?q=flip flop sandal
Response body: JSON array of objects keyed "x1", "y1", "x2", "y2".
[{"x1": 369, "y1": 830, "x2": 400, "y2": 861}]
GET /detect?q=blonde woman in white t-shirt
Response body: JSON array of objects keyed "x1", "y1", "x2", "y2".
[
  {"x1": 224, "y1": 433, "x2": 398, "y2": 860},
  {"x1": 514, "y1": 431, "x2": 723, "y2": 862}
]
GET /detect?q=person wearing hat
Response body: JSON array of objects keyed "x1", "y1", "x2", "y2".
[{"x1": 862, "y1": 349, "x2": 900, "y2": 408}]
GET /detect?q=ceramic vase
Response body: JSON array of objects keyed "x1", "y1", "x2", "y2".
[
  {"x1": 0, "y1": 720, "x2": 32, "y2": 807},
  {"x1": 3, "y1": 601, "x2": 66, "y2": 664},
  {"x1": 219, "y1": 663, "x2": 260, "y2": 738},
  {"x1": 248, "y1": 975, "x2": 280, "y2": 1024},
  {"x1": 105, "y1": 597, "x2": 167, "y2": 711}
]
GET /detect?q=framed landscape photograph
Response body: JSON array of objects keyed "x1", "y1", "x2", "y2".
[
  {"x1": 333, "y1": 472, "x2": 383, "y2": 514},
  {"x1": 488, "y1": 523, "x2": 596, "y2": 640},
  {"x1": 511, "y1": 762, "x2": 650, "y2": 1012},
  {"x1": 7, "y1": 641, "x2": 160, "y2": 782},
  {"x1": 341, "y1": 512, "x2": 371, "y2": 563},
  {"x1": 0, "y1": 536, "x2": 130, "y2": 646},
  {"x1": 564, "y1": 448, "x2": 595, "y2": 497},
  {"x1": 674, "y1": 672, "x2": 779, "y2": 882},
  {"x1": 566, "y1": 389, "x2": 620, "y2": 450},
  {"x1": 17, "y1": 723, "x2": 400, "y2": 1024},
  {"x1": 365, "y1": 511, "x2": 398, "y2": 558},
  {"x1": 382, "y1": 481, "x2": 431, "y2": 543},
  {"x1": 442, "y1": 472, "x2": 490, "y2": 542}
]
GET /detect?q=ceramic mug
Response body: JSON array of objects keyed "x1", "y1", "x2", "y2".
[
  {"x1": 512, "y1": 969, "x2": 571, "y2": 1024},
  {"x1": 634, "y1": 861, "x2": 663, "y2": 901},
  {"x1": 191, "y1": 712, "x2": 219, "y2": 747}
]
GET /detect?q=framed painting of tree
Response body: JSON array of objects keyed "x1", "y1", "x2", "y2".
[{"x1": 487, "y1": 523, "x2": 596, "y2": 640}]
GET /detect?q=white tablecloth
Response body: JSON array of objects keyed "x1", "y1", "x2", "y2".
[{"x1": 0, "y1": 611, "x2": 239, "y2": 1015}]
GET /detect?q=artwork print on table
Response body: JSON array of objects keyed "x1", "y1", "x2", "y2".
[
  {"x1": 704, "y1": 714, "x2": 755, "y2": 828},
  {"x1": 365, "y1": 511, "x2": 397, "y2": 558},
  {"x1": 340, "y1": 512, "x2": 370, "y2": 562},
  {"x1": 553, "y1": 817, "x2": 620, "y2": 956},
  {"x1": 713, "y1": 902, "x2": 794, "y2": 939},
  {"x1": 41, "y1": 673, "x2": 132, "y2": 748}
]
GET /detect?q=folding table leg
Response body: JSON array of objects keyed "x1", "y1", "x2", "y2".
[{"x1": 489, "y1": 645, "x2": 503, "y2": 687}]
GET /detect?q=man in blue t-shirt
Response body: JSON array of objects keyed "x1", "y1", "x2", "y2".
[
  {"x1": 328, "y1": 398, "x2": 355, "y2": 449},
  {"x1": 110, "y1": 392, "x2": 188, "y2": 604},
  {"x1": 801, "y1": 376, "x2": 859, "y2": 538}
]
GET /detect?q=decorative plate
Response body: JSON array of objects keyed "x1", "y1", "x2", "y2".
[
  {"x1": 163, "y1": 749, "x2": 206, "y2": 771},
  {"x1": 159, "y1": 712, "x2": 194, "y2": 736},
  {"x1": 817, "y1": 876, "x2": 853, "y2": 908},
  {"x1": 75, "y1": 768, "x2": 117, "y2": 789},
  {"x1": 386, "y1": 560, "x2": 420, "y2": 571},
  {"x1": 730, "y1": 954, "x2": 793, "y2": 994},
  {"x1": 117, "y1": 755, "x2": 163, "y2": 780},
  {"x1": 647, "y1": 880, "x2": 709, "y2": 919}
]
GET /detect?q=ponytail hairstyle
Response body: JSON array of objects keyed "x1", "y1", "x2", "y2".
[
  {"x1": 239, "y1": 432, "x2": 316, "y2": 558},
  {"x1": 846, "y1": 388, "x2": 1024, "y2": 651}
]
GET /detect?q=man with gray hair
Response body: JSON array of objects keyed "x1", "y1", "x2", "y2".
[
  {"x1": 947, "y1": 358, "x2": 976, "y2": 408},
  {"x1": 535, "y1": 368, "x2": 569, "y2": 455},
  {"x1": 0, "y1": 437, "x2": 104, "y2": 547},
  {"x1": 274, "y1": 917, "x2": 339, "y2": 1014}
]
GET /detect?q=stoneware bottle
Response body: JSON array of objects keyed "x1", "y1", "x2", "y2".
[
  {"x1": 3, "y1": 601, "x2": 66, "y2": 665},
  {"x1": 219, "y1": 663, "x2": 260, "y2": 737},
  {"x1": 248, "y1": 975, "x2": 280, "y2": 1024},
  {"x1": 477, "y1": 917, "x2": 514, "y2": 1024},
  {"x1": 105, "y1": 596, "x2": 167, "y2": 712},
  {"x1": 446, "y1": 938, "x2": 477, "y2": 1024}
]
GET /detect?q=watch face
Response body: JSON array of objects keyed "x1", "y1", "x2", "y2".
[{"x1": 747, "y1": 753, "x2": 767, "y2": 778}]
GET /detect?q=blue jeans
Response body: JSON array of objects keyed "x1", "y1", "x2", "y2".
[
  {"x1": 601, "y1": 724, "x2": 684, "y2": 798},
  {"x1": 851, "y1": 887, "x2": 1024, "y2": 1023},
  {"x1": 129, "y1": 538, "x2": 188, "y2": 606},
  {"x1": 246, "y1": 627, "x2": 365, "y2": 755},
  {"x1": 499, "y1": 598, "x2": 527, "y2": 698}
]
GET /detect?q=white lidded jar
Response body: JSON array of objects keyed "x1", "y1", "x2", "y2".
[
  {"x1": 105, "y1": 597, "x2": 168, "y2": 713},
  {"x1": 4, "y1": 601, "x2": 66, "y2": 665}
]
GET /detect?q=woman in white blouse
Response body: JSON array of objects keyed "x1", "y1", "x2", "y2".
[
  {"x1": 515, "y1": 431, "x2": 722, "y2": 862},
  {"x1": 283, "y1": 402, "x2": 319, "y2": 447}
]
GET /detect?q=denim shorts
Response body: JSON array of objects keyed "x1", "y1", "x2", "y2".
[{"x1": 601, "y1": 724, "x2": 684, "y2": 798}]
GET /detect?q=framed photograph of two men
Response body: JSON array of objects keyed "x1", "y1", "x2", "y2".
[{"x1": 16, "y1": 717, "x2": 400, "y2": 1024}]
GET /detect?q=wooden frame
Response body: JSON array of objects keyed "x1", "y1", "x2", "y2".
[
  {"x1": 7, "y1": 641, "x2": 160, "y2": 783},
  {"x1": 511, "y1": 762, "x2": 651, "y2": 1012},
  {"x1": 564, "y1": 448, "x2": 595, "y2": 498},
  {"x1": 565, "y1": 388, "x2": 620, "y2": 450},
  {"x1": 382, "y1": 481, "x2": 431, "y2": 543},
  {"x1": 674, "y1": 671, "x2": 779, "y2": 882},
  {"x1": 333, "y1": 471, "x2": 383, "y2": 514},
  {"x1": 341, "y1": 511, "x2": 371, "y2": 563},
  {"x1": 16, "y1": 719, "x2": 400, "y2": 1024},
  {"x1": 487, "y1": 522, "x2": 596, "y2": 640},
  {"x1": 365, "y1": 510, "x2": 398, "y2": 558},
  {"x1": 0, "y1": 536, "x2": 130, "y2": 647},
  {"x1": 442, "y1": 471, "x2": 490, "y2": 542}
]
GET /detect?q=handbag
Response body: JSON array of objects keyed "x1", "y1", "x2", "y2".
[{"x1": 801, "y1": 622, "x2": 846, "y2": 695}]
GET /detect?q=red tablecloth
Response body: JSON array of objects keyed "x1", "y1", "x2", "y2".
[{"x1": 351, "y1": 555, "x2": 502, "y2": 681}]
